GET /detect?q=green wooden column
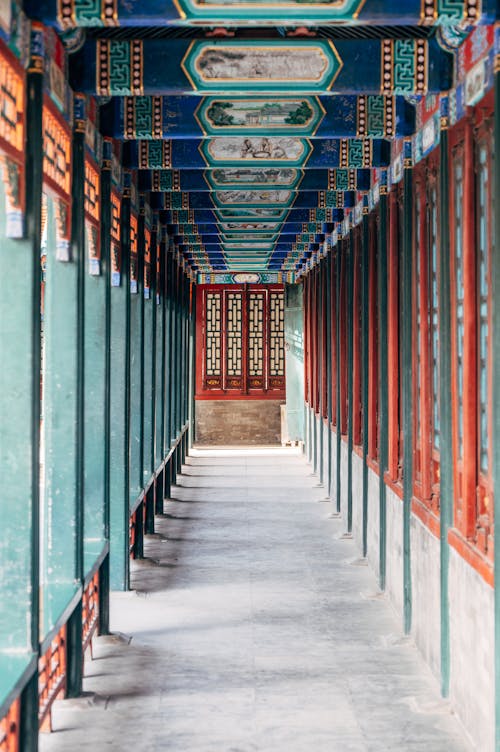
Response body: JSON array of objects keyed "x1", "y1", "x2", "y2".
[
  {"x1": 306, "y1": 272, "x2": 312, "y2": 464},
  {"x1": 163, "y1": 247, "x2": 173, "y2": 498},
  {"x1": 130, "y1": 209, "x2": 144, "y2": 504},
  {"x1": 142, "y1": 214, "x2": 156, "y2": 490},
  {"x1": 154, "y1": 229, "x2": 166, "y2": 513},
  {"x1": 183, "y1": 272, "x2": 190, "y2": 457},
  {"x1": 378, "y1": 175, "x2": 389, "y2": 591},
  {"x1": 325, "y1": 252, "x2": 333, "y2": 498},
  {"x1": 155, "y1": 228, "x2": 166, "y2": 468},
  {"x1": 189, "y1": 276, "x2": 196, "y2": 447},
  {"x1": 0, "y1": 43, "x2": 43, "y2": 752},
  {"x1": 335, "y1": 244, "x2": 342, "y2": 515},
  {"x1": 492, "y1": 57, "x2": 500, "y2": 752},
  {"x1": 179, "y1": 270, "x2": 187, "y2": 462},
  {"x1": 129, "y1": 205, "x2": 144, "y2": 557},
  {"x1": 318, "y1": 260, "x2": 325, "y2": 484},
  {"x1": 109, "y1": 171, "x2": 131, "y2": 590},
  {"x1": 174, "y1": 264, "x2": 181, "y2": 473},
  {"x1": 438, "y1": 98, "x2": 453, "y2": 697},
  {"x1": 170, "y1": 259, "x2": 178, "y2": 451},
  {"x1": 100, "y1": 139, "x2": 113, "y2": 634},
  {"x1": 361, "y1": 212, "x2": 370, "y2": 557},
  {"x1": 171, "y1": 254, "x2": 179, "y2": 483},
  {"x1": 144, "y1": 219, "x2": 157, "y2": 535},
  {"x1": 179, "y1": 270, "x2": 187, "y2": 467},
  {"x1": 346, "y1": 232, "x2": 354, "y2": 533},
  {"x1": 402, "y1": 141, "x2": 414, "y2": 634},
  {"x1": 67, "y1": 97, "x2": 86, "y2": 701},
  {"x1": 312, "y1": 269, "x2": 318, "y2": 474}
]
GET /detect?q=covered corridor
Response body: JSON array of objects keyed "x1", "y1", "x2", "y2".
[
  {"x1": 1, "y1": 1, "x2": 500, "y2": 751},
  {"x1": 41, "y1": 449, "x2": 470, "y2": 752}
]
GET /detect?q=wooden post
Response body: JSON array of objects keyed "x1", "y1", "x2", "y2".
[
  {"x1": 438, "y1": 97, "x2": 453, "y2": 698},
  {"x1": 378, "y1": 174, "x2": 389, "y2": 590},
  {"x1": 361, "y1": 212, "x2": 370, "y2": 556},
  {"x1": 402, "y1": 140, "x2": 414, "y2": 634}
]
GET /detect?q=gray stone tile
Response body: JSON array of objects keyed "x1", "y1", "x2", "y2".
[{"x1": 41, "y1": 448, "x2": 471, "y2": 752}]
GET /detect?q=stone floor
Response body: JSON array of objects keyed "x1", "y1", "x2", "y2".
[{"x1": 41, "y1": 447, "x2": 472, "y2": 752}]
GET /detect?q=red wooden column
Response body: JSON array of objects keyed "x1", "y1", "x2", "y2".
[
  {"x1": 352, "y1": 227, "x2": 363, "y2": 448},
  {"x1": 387, "y1": 191, "x2": 401, "y2": 486},
  {"x1": 460, "y1": 120, "x2": 478, "y2": 539},
  {"x1": 367, "y1": 214, "x2": 379, "y2": 465}
]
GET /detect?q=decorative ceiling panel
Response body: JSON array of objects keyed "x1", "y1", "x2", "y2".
[{"x1": 33, "y1": 0, "x2": 498, "y2": 276}]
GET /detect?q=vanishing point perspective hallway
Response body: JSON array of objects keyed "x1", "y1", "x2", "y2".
[{"x1": 41, "y1": 449, "x2": 471, "y2": 752}]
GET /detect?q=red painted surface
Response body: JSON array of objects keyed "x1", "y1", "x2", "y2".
[
  {"x1": 352, "y1": 227, "x2": 362, "y2": 447},
  {"x1": 303, "y1": 274, "x2": 310, "y2": 404},
  {"x1": 339, "y1": 241, "x2": 348, "y2": 436},
  {"x1": 387, "y1": 190, "x2": 401, "y2": 485},
  {"x1": 38, "y1": 625, "x2": 67, "y2": 733},
  {"x1": 330, "y1": 250, "x2": 338, "y2": 427},
  {"x1": 311, "y1": 269, "x2": 319, "y2": 412},
  {"x1": 195, "y1": 284, "x2": 285, "y2": 400},
  {"x1": 320, "y1": 262, "x2": 328, "y2": 420},
  {"x1": 0, "y1": 698, "x2": 20, "y2": 752},
  {"x1": 448, "y1": 528, "x2": 493, "y2": 587},
  {"x1": 412, "y1": 152, "x2": 440, "y2": 514},
  {"x1": 82, "y1": 571, "x2": 100, "y2": 655},
  {"x1": 367, "y1": 214, "x2": 379, "y2": 462},
  {"x1": 449, "y1": 100, "x2": 494, "y2": 561}
]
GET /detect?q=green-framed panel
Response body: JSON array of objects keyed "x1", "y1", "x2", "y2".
[
  {"x1": 142, "y1": 226, "x2": 156, "y2": 486},
  {"x1": 83, "y1": 166, "x2": 108, "y2": 575},
  {"x1": 346, "y1": 231, "x2": 354, "y2": 533},
  {"x1": 154, "y1": 232, "x2": 166, "y2": 471},
  {"x1": 335, "y1": 246, "x2": 342, "y2": 514},
  {"x1": 109, "y1": 185, "x2": 131, "y2": 591},
  {"x1": 41, "y1": 191, "x2": 80, "y2": 638},
  {"x1": 0, "y1": 65, "x2": 41, "y2": 722},
  {"x1": 129, "y1": 214, "x2": 144, "y2": 505}
]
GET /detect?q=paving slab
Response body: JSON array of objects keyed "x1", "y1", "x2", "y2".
[{"x1": 41, "y1": 447, "x2": 472, "y2": 752}]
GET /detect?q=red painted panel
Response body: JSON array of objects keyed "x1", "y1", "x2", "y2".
[{"x1": 195, "y1": 284, "x2": 285, "y2": 400}]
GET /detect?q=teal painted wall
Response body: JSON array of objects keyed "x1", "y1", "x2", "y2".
[{"x1": 284, "y1": 283, "x2": 304, "y2": 442}]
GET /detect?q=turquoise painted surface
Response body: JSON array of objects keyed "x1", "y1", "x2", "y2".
[
  {"x1": 0, "y1": 176, "x2": 37, "y2": 649},
  {"x1": 41, "y1": 194, "x2": 79, "y2": 634},
  {"x1": 285, "y1": 283, "x2": 304, "y2": 441}
]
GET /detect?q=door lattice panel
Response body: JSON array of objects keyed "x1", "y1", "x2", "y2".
[
  {"x1": 197, "y1": 285, "x2": 285, "y2": 398},
  {"x1": 225, "y1": 292, "x2": 243, "y2": 389},
  {"x1": 269, "y1": 291, "x2": 285, "y2": 388},
  {"x1": 248, "y1": 292, "x2": 264, "y2": 388},
  {"x1": 205, "y1": 291, "x2": 222, "y2": 388}
]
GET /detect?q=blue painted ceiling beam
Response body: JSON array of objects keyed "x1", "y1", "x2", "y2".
[
  {"x1": 150, "y1": 189, "x2": 356, "y2": 210},
  {"x1": 138, "y1": 168, "x2": 372, "y2": 192},
  {"x1": 71, "y1": 38, "x2": 452, "y2": 96},
  {"x1": 25, "y1": 0, "x2": 498, "y2": 27},
  {"x1": 123, "y1": 138, "x2": 391, "y2": 169},
  {"x1": 100, "y1": 95, "x2": 415, "y2": 140}
]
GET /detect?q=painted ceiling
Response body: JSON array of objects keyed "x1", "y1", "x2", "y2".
[{"x1": 26, "y1": 0, "x2": 498, "y2": 282}]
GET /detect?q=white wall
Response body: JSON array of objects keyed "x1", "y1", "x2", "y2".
[
  {"x1": 351, "y1": 451, "x2": 364, "y2": 555},
  {"x1": 303, "y1": 409, "x2": 495, "y2": 752},
  {"x1": 410, "y1": 516, "x2": 441, "y2": 679},
  {"x1": 366, "y1": 467, "x2": 380, "y2": 579},
  {"x1": 449, "y1": 546, "x2": 494, "y2": 752},
  {"x1": 340, "y1": 440, "x2": 349, "y2": 521},
  {"x1": 384, "y1": 486, "x2": 404, "y2": 618}
]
